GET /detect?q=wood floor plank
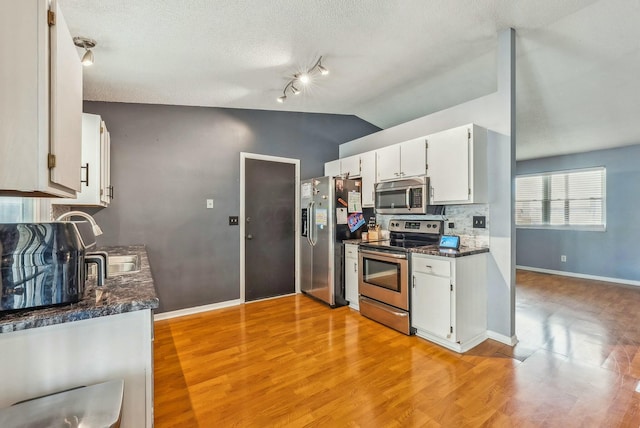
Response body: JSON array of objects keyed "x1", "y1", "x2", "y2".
[{"x1": 154, "y1": 270, "x2": 640, "y2": 426}]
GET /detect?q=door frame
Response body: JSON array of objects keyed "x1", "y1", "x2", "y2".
[{"x1": 240, "y1": 152, "x2": 300, "y2": 303}]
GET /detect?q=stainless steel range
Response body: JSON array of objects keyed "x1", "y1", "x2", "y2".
[{"x1": 358, "y1": 219, "x2": 443, "y2": 335}]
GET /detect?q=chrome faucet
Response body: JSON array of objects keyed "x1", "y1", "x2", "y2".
[
  {"x1": 56, "y1": 211, "x2": 108, "y2": 284},
  {"x1": 55, "y1": 211, "x2": 103, "y2": 236}
]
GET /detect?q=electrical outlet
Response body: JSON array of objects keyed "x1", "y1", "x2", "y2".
[
  {"x1": 473, "y1": 216, "x2": 486, "y2": 228},
  {"x1": 448, "y1": 222, "x2": 455, "y2": 229},
  {"x1": 561, "y1": 255, "x2": 567, "y2": 262},
  {"x1": 206, "y1": 199, "x2": 214, "y2": 209},
  {"x1": 229, "y1": 216, "x2": 239, "y2": 226}
]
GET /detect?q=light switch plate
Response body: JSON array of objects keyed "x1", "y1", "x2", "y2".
[{"x1": 206, "y1": 199, "x2": 214, "y2": 209}]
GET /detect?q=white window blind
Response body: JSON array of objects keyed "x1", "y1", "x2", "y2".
[{"x1": 516, "y1": 167, "x2": 605, "y2": 229}]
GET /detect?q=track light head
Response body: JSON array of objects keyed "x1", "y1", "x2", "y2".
[
  {"x1": 277, "y1": 95, "x2": 286, "y2": 103},
  {"x1": 318, "y1": 64, "x2": 329, "y2": 75},
  {"x1": 291, "y1": 85, "x2": 301, "y2": 95},
  {"x1": 73, "y1": 36, "x2": 97, "y2": 67},
  {"x1": 81, "y1": 49, "x2": 94, "y2": 66},
  {"x1": 298, "y1": 73, "x2": 310, "y2": 85}
]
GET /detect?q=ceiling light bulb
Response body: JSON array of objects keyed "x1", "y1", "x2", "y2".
[
  {"x1": 277, "y1": 95, "x2": 286, "y2": 103},
  {"x1": 81, "y1": 49, "x2": 94, "y2": 66},
  {"x1": 292, "y1": 85, "x2": 301, "y2": 95},
  {"x1": 298, "y1": 73, "x2": 310, "y2": 85},
  {"x1": 318, "y1": 65, "x2": 329, "y2": 76}
]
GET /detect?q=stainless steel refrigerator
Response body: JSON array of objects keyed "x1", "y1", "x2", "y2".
[{"x1": 300, "y1": 176, "x2": 371, "y2": 307}]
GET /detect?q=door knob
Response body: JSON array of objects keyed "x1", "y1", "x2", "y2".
[{"x1": 247, "y1": 234, "x2": 253, "y2": 240}]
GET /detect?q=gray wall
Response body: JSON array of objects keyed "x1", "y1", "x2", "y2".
[
  {"x1": 83, "y1": 102, "x2": 380, "y2": 312},
  {"x1": 516, "y1": 143, "x2": 640, "y2": 282}
]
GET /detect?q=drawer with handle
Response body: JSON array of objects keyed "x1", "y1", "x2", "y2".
[{"x1": 412, "y1": 255, "x2": 451, "y2": 277}]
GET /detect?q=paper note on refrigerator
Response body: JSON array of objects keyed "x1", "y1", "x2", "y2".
[
  {"x1": 315, "y1": 208, "x2": 328, "y2": 227},
  {"x1": 347, "y1": 191, "x2": 362, "y2": 213},
  {"x1": 336, "y1": 208, "x2": 348, "y2": 225},
  {"x1": 301, "y1": 183, "x2": 312, "y2": 198}
]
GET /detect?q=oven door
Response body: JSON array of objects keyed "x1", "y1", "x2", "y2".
[{"x1": 358, "y1": 249, "x2": 409, "y2": 310}]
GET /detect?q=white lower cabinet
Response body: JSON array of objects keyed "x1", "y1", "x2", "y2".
[
  {"x1": 0, "y1": 310, "x2": 154, "y2": 427},
  {"x1": 411, "y1": 253, "x2": 487, "y2": 353},
  {"x1": 344, "y1": 244, "x2": 359, "y2": 310}
]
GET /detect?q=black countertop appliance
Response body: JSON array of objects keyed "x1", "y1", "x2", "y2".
[{"x1": 0, "y1": 223, "x2": 88, "y2": 312}]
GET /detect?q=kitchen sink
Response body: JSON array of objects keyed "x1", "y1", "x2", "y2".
[{"x1": 108, "y1": 254, "x2": 140, "y2": 275}]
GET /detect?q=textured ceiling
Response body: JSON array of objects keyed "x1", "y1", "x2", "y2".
[{"x1": 58, "y1": 0, "x2": 640, "y2": 160}]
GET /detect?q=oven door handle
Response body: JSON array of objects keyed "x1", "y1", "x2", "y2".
[
  {"x1": 359, "y1": 249, "x2": 407, "y2": 260},
  {"x1": 360, "y1": 297, "x2": 409, "y2": 317}
]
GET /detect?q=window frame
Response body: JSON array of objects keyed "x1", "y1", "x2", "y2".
[
  {"x1": 0, "y1": 198, "x2": 50, "y2": 223},
  {"x1": 515, "y1": 166, "x2": 606, "y2": 232}
]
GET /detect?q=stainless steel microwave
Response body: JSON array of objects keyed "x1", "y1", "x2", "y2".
[{"x1": 375, "y1": 176, "x2": 431, "y2": 214}]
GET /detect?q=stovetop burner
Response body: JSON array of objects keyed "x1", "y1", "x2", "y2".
[{"x1": 359, "y1": 219, "x2": 443, "y2": 253}]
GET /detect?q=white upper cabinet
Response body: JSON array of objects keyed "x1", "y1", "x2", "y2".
[
  {"x1": 376, "y1": 144, "x2": 401, "y2": 181},
  {"x1": 324, "y1": 159, "x2": 340, "y2": 177},
  {"x1": 339, "y1": 155, "x2": 361, "y2": 178},
  {"x1": 54, "y1": 114, "x2": 112, "y2": 207},
  {"x1": 0, "y1": 0, "x2": 82, "y2": 197},
  {"x1": 324, "y1": 152, "x2": 376, "y2": 208},
  {"x1": 376, "y1": 137, "x2": 427, "y2": 182},
  {"x1": 426, "y1": 124, "x2": 487, "y2": 205}
]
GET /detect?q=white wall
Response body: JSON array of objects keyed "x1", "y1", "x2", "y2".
[{"x1": 340, "y1": 29, "x2": 516, "y2": 342}]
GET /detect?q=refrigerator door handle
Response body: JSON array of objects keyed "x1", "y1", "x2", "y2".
[{"x1": 308, "y1": 201, "x2": 316, "y2": 246}]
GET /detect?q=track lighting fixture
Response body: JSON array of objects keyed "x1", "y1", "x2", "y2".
[
  {"x1": 276, "y1": 56, "x2": 329, "y2": 103},
  {"x1": 73, "y1": 36, "x2": 97, "y2": 66}
]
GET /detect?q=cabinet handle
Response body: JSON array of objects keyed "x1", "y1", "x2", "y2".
[
  {"x1": 109, "y1": 185, "x2": 114, "y2": 199},
  {"x1": 80, "y1": 163, "x2": 89, "y2": 187},
  {"x1": 354, "y1": 262, "x2": 357, "y2": 273},
  {"x1": 425, "y1": 265, "x2": 432, "y2": 269},
  {"x1": 412, "y1": 275, "x2": 415, "y2": 288}
]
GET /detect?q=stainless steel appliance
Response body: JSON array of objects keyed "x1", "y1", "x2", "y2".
[
  {"x1": 358, "y1": 219, "x2": 443, "y2": 334},
  {"x1": 0, "y1": 222, "x2": 94, "y2": 312},
  {"x1": 375, "y1": 176, "x2": 429, "y2": 214},
  {"x1": 301, "y1": 177, "x2": 371, "y2": 307}
]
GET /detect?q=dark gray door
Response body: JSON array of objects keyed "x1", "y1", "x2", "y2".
[{"x1": 245, "y1": 158, "x2": 296, "y2": 301}]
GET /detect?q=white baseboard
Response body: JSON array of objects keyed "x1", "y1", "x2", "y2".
[
  {"x1": 516, "y1": 265, "x2": 640, "y2": 287},
  {"x1": 154, "y1": 299, "x2": 242, "y2": 321},
  {"x1": 487, "y1": 330, "x2": 518, "y2": 346}
]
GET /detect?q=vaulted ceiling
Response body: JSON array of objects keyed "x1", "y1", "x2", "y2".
[{"x1": 59, "y1": 0, "x2": 640, "y2": 160}]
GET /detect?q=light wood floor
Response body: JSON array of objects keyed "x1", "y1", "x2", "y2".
[{"x1": 154, "y1": 271, "x2": 640, "y2": 427}]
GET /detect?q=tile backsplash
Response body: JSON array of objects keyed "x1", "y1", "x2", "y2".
[{"x1": 376, "y1": 204, "x2": 490, "y2": 248}]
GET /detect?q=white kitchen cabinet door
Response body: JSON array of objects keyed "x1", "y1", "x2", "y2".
[
  {"x1": 360, "y1": 151, "x2": 376, "y2": 208},
  {"x1": 324, "y1": 159, "x2": 340, "y2": 177},
  {"x1": 399, "y1": 137, "x2": 427, "y2": 178},
  {"x1": 427, "y1": 124, "x2": 487, "y2": 205},
  {"x1": 53, "y1": 114, "x2": 111, "y2": 207},
  {"x1": 376, "y1": 144, "x2": 401, "y2": 181},
  {"x1": 100, "y1": 122, "x2": 112, "y2": 205},
  {"x1": 49, "y1": 0, "x2": 82, "y2": 192},
  {"x1": 340, "y1": 155, "x2": 361, "y2": 178},
  {"x1": 344, "y1": 244, "x2": 359, "y2": 310},
  {"x1": 0, "y1": 0, "x2": 82, "y2": 197},
  {"x1": 412, "y1": 271, "x2": 452, "y2": 340}
]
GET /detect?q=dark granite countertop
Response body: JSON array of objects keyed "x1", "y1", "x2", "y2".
[
  {"x1": 0, "y1": 245, "x2": 159, "y2": 334},
  {"x1": 410, "y1": 245, "x2": 490, "y2": 258}
]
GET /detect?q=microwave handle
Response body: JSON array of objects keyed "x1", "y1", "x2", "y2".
[{"x1": 405, "y1": 188, "x2": 411, "y2": 209}]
